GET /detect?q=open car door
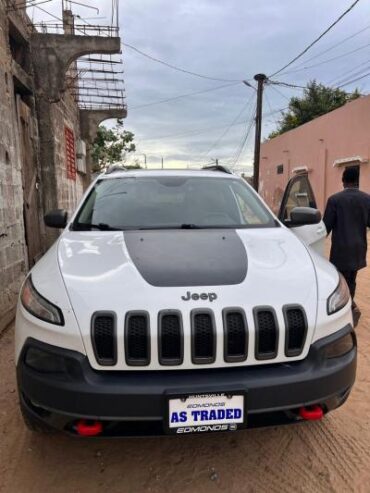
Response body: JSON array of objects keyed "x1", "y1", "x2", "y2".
[{"x1": 278, "y1": 173, "x2": 326, "y2": 256}]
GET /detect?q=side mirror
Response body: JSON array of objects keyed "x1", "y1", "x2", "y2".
[
  {"x1": 44, "y1": 209, "x2": 68, "y2": 229},
  {"x1": 287, "y1": 207, "x2": 321, "y2": 227}
]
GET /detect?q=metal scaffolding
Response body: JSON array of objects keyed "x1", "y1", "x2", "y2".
[{"x1": 28, "y1": 0, "x2": 126, "y2": 112}]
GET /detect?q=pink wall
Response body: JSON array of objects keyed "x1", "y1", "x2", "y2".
[{"x1": 259, "y1": 95, "x2": 370, "y2": 214}]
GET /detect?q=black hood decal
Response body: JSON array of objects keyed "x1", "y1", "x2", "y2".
[{"x1": 124, "y1": 230, "x2": 247, "y2": 287}]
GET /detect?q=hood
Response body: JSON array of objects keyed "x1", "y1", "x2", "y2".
[{"x1": 57, "y1": 227, "x2": 317, "y2": 313}]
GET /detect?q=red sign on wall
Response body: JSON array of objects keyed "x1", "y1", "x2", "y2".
[{"x1": 65, "y1": 126, "x2": 76, "y2": 180}]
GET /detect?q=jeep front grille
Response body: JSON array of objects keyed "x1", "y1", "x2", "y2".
[
  {"x1": 191, "y1": 310, "x2": 216, "y2": 364},
  {"x1": 125, "y1": 312, "x2": 150, "y2": 366},
  {"x1": 254, "y1": 308, "x2": 278, "y2": 360},
  {"x1": 91, "y1": 306, "x2": 308, "y2": 368},
  {"x1": 91, "y1": 312, "x2": 116, "y2": 365},
  {"x1": 223, "y1": 309, "x2": 248, "y2": 362},
  {"x1": 284, "y1": 306, "x2": 307, "y2": 357},
  {"x1": 158, "y1": 311, "x2": 183, "y2": 365}
]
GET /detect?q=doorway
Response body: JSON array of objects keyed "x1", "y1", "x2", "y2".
[{"x1": 16, "y1": 95, "x2": 43, "y2": 267}]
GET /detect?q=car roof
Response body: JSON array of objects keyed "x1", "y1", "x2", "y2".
[{"x1": 97, "y1": 168, "x2": 239, "y2": 181}]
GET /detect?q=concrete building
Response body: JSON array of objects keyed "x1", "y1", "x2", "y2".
[
  {"x1": 0, "y1": 0, "x2": 126, "y2": 332},
  {"x1": 259, "y1": 95, "x2": 370, "y2": 215}
]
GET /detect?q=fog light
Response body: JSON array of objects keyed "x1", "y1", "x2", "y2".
[
  {"x1": 25, "y1": 347, "x2": 66, "y2": 373},
  {"x1": 325, "y1": 332, "x2": 355, "y2": 359}
]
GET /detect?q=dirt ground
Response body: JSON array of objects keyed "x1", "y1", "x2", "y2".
[{"x1": 1, "y1": 247, "x2": 370, "y2": 493}]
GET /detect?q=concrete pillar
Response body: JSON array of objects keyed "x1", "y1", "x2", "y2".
[
  {"x1": 30, "y1": 31, "x2": 122, "y2": 248},
  {"x1": 80, "y1": 108, "x2": 127, "y2": 187}
]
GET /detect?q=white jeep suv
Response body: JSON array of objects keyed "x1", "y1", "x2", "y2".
[{"x1": 16, "y1": 166, "x2": 356, "y2": 436}]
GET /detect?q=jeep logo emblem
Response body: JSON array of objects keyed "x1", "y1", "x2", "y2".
[{"x1": 181, "y1": 291, "x2": 217, "y2": 302}]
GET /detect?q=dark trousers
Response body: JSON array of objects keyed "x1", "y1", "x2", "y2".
[{"x1": 340, "y1": 270, "x2": 358, "y2": 301}]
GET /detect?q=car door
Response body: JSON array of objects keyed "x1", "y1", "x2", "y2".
[{"x1": 278, "y1": 174, "x2": 326, "y2": 256}]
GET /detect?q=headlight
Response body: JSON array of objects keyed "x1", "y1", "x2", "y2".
[
  {"x1": 21, "y1": 276, "x2": 64, "y2": 326},
  {"x1": 327, "y1": 274, "x2": 350, "y2": 315}
]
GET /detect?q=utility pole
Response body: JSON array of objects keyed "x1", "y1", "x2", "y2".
[
  {"x1": 253, "y1": 73, "x2": 267, "y2": 191},
  {"x1": 161, "y1": 157, "x2": 164, "y2": 169},
  {"x1": 141, "y1": 154, "x2": 147, "y2": 168}
]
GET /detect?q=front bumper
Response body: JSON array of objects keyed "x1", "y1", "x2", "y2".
[{"x1": 18, "y1": 325, "x2": 356, "y2": 436}]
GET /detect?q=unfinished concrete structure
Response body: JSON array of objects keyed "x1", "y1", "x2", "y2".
[
  {"x1": 0, "y1": 0, "x2": 126, "y2": 332},
  {"x1": 259, "y1": 95, "x2": 370, "y2": 214}
]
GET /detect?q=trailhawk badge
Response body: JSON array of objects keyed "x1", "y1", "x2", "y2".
[{"x1": 181, "y1": 291, "x2": 217, "y2": 302}]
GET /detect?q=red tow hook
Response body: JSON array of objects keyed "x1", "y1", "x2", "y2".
[
  {"x1": 299, "y1": 405, "x2": 324, "y2": 421},
  {"x1": 76, "y1": 420, "x2": 103, "y2": 436}
]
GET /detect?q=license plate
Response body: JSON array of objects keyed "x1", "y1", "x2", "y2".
[{"x1": 168, "y1": 392, "x2": 245, "y2": 433}]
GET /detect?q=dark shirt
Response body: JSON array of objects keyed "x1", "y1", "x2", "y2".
[{"x1": 323, "y1": 187, "x2": 370, "y2": 271}]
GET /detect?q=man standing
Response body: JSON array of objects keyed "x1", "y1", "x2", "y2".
[{"x1": 323, "y1": 167, "x2": 370, "y2": 323}]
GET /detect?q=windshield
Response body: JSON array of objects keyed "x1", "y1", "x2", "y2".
[{"x1": 72, "y1": 176, "x2": 277, "y2": 230}]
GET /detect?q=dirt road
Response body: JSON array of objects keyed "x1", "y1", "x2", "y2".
[{"x1": 1, "y1": 264, "x2": 369, "y2": 493}]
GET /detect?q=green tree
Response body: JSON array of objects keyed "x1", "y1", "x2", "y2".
[
  {"x1": 91, "y1": 119, "x2": 137, "y2": 172},
  {"x1": 268, "y1": 81, "x2": 360, "y2": 139}
]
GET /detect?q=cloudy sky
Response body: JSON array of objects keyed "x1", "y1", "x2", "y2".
[{"x1": 31, "y1": 0, "x2": 370, "y2": 171}]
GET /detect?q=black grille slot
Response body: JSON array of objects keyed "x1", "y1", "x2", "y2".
[
  {"x1": 254, "y1": 308, "x2": 278, "y2": 360},
  {"x1": 125, "y1": 312, "x2": 150, "y2": 366},
  {"x1": 191, "y1": 311, "x2": 216, "y2": 364},
  {"x1": 223, "y1": 309, "x2": 248, "y2": 362},
  {"x1": 158, "y1": 311, "x2": 183, "y2": 365},
  {"x1": 284, "y1": 306, "x2": 307, "y2": 357},
  {"x1": 91, "y1": 313, "x2": 116, "y2": 365}
]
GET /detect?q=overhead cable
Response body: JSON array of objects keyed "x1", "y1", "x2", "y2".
[
  {"x1": 288, "y1": 24, "x2": 370, "y2": 69},
  {"x1": 130, "y1": 82, "x2": 241, "y2": 110},
  {"x1": 327, "y1": 59, "x2": 370, "y2": 85},
  {"x1": 268, "y1": 80, "x2": 306, "y2": 89},
  {"x1": 337, "y1": 71, "x2": 370, "y2": 87},
  {"x1": 230, "y1": 105, "x2": 256, "y2": 167},
  {"x1": 278, "y1": 42, "x2": 370, "y2": 76},
  {"x1": 269, "y1": 84, "x2": 291, "y2": 101},
  {"x1": 270, "y1": 0, "x2": 361, "y2": 77},
  {"x1": 123, "y1": 42, "x2": 244, "y2": 83},
  {"x1": 200, "y1": 92, "x2": 256, "y2": 158}
]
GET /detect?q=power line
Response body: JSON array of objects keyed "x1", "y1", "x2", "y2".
[
  {"x1": 278, "y1": 42, "x2": 370, "y2": 76},
  {"x1": 229, "y1": 105, "x2": 256, "y2": 168},
  {"x1": 264, "y1": 90, "x2": 282, "y2": 128},
  {"x1": 130, "y1": 81, "x2": 241, "y2": 110},
  {"x1": 269, "y1": 84, "x2": 291, "y2": 101},
  {"x1": 123, "y1": 42, "x2": 244, "y2": 83},
  {"x1": 200, "y1": 92, "x2": 256, "y2": 158},
  {"x1": 327, "y1": 59, "x2": 370, "y2": 85},
  {"x1": 288, "y1": 24, "x2": 370, "y2": 69},
  {"x1": 270, "y1": 0, "x2": 361, "y2": 77},
  {"x1": 138, "y1": 105, "x2": 286, "y2": 145},
  {"x1": 337, "y1": 71, "x2": 370, "y2": 88},
  {"x1": 268, "y1": 80, "x2": 306, "y2": 89},
  {"x1": 263, "y1": 106, "x2": 289, "y2": 117}
]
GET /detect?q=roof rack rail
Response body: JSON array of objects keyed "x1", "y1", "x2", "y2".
[
  {"x1": 202, "y1": 164, "x2": 232, "y2": 174},
  {"x1": 105, "y1": 165, "x2": 127, "y2": 174}
]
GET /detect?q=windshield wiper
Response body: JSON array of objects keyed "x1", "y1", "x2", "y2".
[
  {"x1": 137, "y1": 224, "x2": 202, "y2": 230},
  {"x1": 73, "y1": 222, "x2": 121, "y2": 231},
  {"x1": 180, "y1": 223, "x2": 201, "y2": 229}
]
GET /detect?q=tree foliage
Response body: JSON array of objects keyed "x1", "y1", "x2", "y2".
[
  {"x1": 91, "y1": 119, "x2": 137, "y2": 172},
  {"x1": 268, "y1": 81, "x2": 360, "y2": 139}
]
